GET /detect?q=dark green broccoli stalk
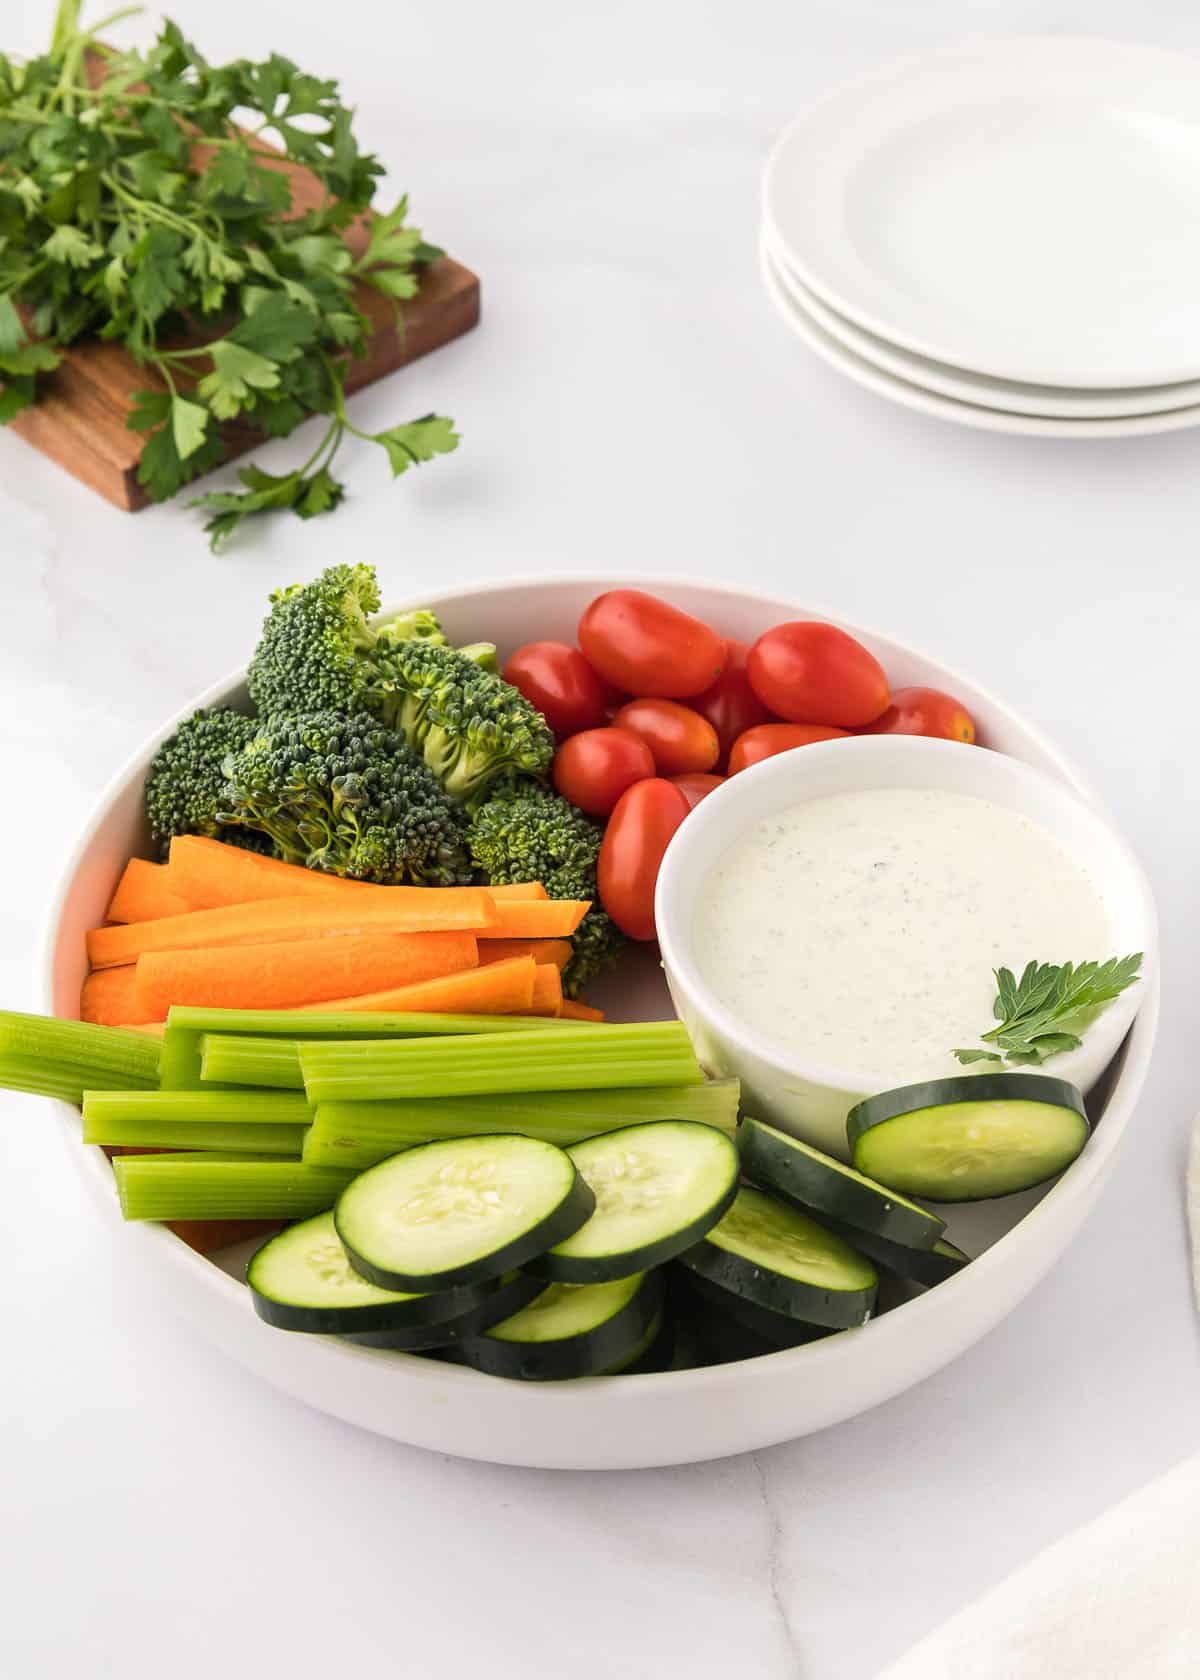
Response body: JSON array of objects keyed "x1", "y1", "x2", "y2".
[
  {"x1": 223, "y1": 711, "x2": 473, "y2": 886},
  {"x1": 467, "y1": 784, "x2": 626, "y2": 996},
  {"x1": 381, "y1": 640, "x2": 555, "y2": 804},
  {"x1": 144, "y1": 708, "x2": 273, "y2": 858},
  {"x1": 246, "y1": 564, "x2": 450, "y2": 720}
]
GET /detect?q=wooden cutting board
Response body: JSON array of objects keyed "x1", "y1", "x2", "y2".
[{"x1": 6, "y1": 129, "x2": 480, "y2": 511}]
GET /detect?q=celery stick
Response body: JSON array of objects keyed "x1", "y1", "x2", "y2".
[
  {"x1": 82, "y1": 1089, "x2": 311, "y2": 1153},
  {"x1": 303, "y1": 1079, "x2": 741, "y2": 1168},
  {"x1": 200, "y1": 1036, "x2": 307, "y2": 1091},
  {"x1": 160, "y1": 1007, "x2": 580, "y2": 1091},
  {"x1": 299, "y1": 1023, "x2": 703, "y2": 1102},
  {"x1": 0, "y1": 1012, "x2": 160, "y2": 1103},
  {"x1": 113, "y1": 1154, "x2": 354, "y2": 1221}
]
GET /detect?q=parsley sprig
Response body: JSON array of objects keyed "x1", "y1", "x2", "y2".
[
  {"x1": 952, "y1": 954, "x2": 1142, "y2": 1067},
  {"x1": 0, "y1": 2, "x2": 459, "y2": 546}
]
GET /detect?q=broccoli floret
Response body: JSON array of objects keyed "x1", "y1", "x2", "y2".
[
  {"x1": 375, "y1": 608, "x2": 448, "y2": 649},
  {"x1": 468, "y1": 784, "x2": 626, "y2": 996},
  {"x1": 382, "y1": 640, "x2": 555, "y2": 804},
  {"x1": 247, "y1": 563, "x2": 383, "y2": 719},
  {"x1": 144, "y1": 708, "x2": 273, "y2": 858},
  {"x1": 223, "y1": 711, "x2": 472, "y2": 886}
]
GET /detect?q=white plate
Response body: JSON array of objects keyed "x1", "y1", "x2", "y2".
[
  {"x1": 42, "y1": 578, "x2": 1158, "y2": 1469},
  {"x1": 760, "y1": 235, "x2": 1200, "y2": 440},
  {"x1": 764, "y1": 37, "x2": 1200, "y2": 389},
  {"x1": 763, "y1": 224, "x2": 1200, "y2": 420}
]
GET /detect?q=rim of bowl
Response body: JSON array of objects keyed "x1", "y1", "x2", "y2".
[
  {"x1": 655, "y1": 734, "x2": 1158, "y2": 1101},
  {"x1": 38, "y1": 573, "x2": 1160, "y2": 1406}
]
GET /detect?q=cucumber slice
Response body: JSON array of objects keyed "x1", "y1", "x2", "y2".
[
  {"x1": 677, "y1": 1186, "x2": 877, "y2": 1329},
  {"x1": 847, "y1": 1075, "x2": 1089, "y2": 1201},
  {"x1": 459, "y1": 1270, "x2": 664, "y2": 1381},
  {"x1": 822, "y1": 1224, "x2": 970, "y2": 1287},
  {"x1": 247, "y1": 1212, "x2": 496, "y2": 1334},
  {"x1": 739, "y1": 1116, "x2": 945, "y2": 1250},
  {"x1": 334, "y1": 1135, "x2": 594, "y2": 1291},
  {"x1": 674, "y1": 1266, "x2": 832, "y2": 1349},
  {"x1": 344, "y1": 1271, "x2": 546, "y2": 1351},
  {"x1": 529, "y1": 1121, "x2": 739, "y2": 1283}
]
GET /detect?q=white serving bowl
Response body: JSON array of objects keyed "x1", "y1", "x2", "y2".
[
  {"x1": 41, "y1": 577, "x2": 1159, "y2": 1469},
  {"x1": 655, "y1": 735, "x2": 1156, "y2": 1158}
]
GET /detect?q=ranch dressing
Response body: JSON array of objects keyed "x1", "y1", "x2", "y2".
[{"x1": 695, "y1": 787, "x2": 1109, "y2": 1088}]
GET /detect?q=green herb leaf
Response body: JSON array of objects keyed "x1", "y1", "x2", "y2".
[
  {"x1": 373, "y1": 414, "x2": 460, "y2": 477},
  {"x1": 171, "y1": 394, "x2": 210, "y2": 461},
  {"x1": 953, "y1": 953, "x2": 1143, "y2": 1067},
  {"x1": 197, "y1": 340, "x2": 281, "y2": 419}
]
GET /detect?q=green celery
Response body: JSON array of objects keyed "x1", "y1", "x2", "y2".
[
  {"x1": 0, "y1": 1012, "x2": 160, "y2": 1103},
  {"x1": 302, "y1": 1079, "x2": 742, "y2": 1168},
  {"x1": 200, "y1": 1036, "x2": 307, "y2": 1091},
  {"x1": 82, "y1": 1089, "x2": 311, "y2": 1154},
  {"x1": 160, "y1": 1006, "x2": 583, "y2": 1091},
  {"x1": 299, "y1": 1023, "x2": 703, "y2": 1103},
  {"x1": 113, "y1": 1154, "x2": 354, "y2": 1221},
  {"x1": 87, "y1": 1119, "x2": 307, "y2": 1154}
]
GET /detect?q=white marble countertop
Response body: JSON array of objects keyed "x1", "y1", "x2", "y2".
[{"x1": 3, "y1": 1, "x2": 1199, "y2": 1674}]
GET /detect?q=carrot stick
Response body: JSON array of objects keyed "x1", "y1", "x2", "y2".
[
  {"x1": 481, "y1": 900, "x2": 591, "y2": 939},
  {"x1": 479, "y1": 937, "x2": 572, "y2": 971},
  {"x1": 481, "y1": 883, "x2": 548, "y2": 901},
  {"x1": 295, "y1": 955, "x2": 538, "y2": 1016},
  {"x1": 81, "y1": 966, "x2": 163, "y2": 1027},
  {"x1": 120, "y1": 1023, "x2": 168, "y2": 1038},
  {"x1": 167, "y1": 836, "x2": 523, "y2": 913},
  {"x1": 107, "y1": 859, "x2": 192, "y2": 924},
  {"x1": 559, "y1": 999, "x2": 606, "y2": 1022},
  {"x1": 136, "y1": 931, "x2": 478, "y2": 1015},
  {"x1": 529, "y1": 964, "x2": 564, "y2": 1016},
  {"x1": 88, "y1": 890, "x2": 496, "y2": 970},
  {"x1": 168, "y1": 1219, "x2": 282, "y2": 1255}
]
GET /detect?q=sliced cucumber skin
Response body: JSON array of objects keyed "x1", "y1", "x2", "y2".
[
  {"x1": 846, "y1": 1074, "x2": 1086, "y2": 1147},
  {"x1": 674, "y1": 1266, "x2": 833, "y2": 1349},
  {"x1": 678, "y1": 1234, "x2": 876, "y2": 1330},
  {"x1": 336, "y1": 1150, "x2": 596, "y2": 1293},
  {"x1": 527, "y1": 1123, "x2": 740, "y2": 1285},
  {"x1": 738, "y1": 1117, "x2": 945, "y2": 1251},
  {"x1": 342, "y1": 1273, "x2": 546, "y2": 1350},
  {"x1": 806, "y1": 1218, "x2": 971, "y2": 1287},
  {"x1": 458, "y1": 1271, "x2": 664, "y2": 1382}
]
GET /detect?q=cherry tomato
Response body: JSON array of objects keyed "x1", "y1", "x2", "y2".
[
  {"x1": 611, "y1": 698, "x2": 720, "y2": 776},
  {"x1": 692, "y1": 639, "x2": 773, "y2": 767},
  {"x1": 669, "y1": 772, "x2": 725, "y2": 810},
  {"x1": 579, "y1": 590, "x2": 726, "y2": 698},
  {"x1": 747, "y1": 622, "x2": 889, "y2": 728},
  {"x1": 503, "y1": 641, "x2": 615, "y2": 738},
  {"x1": 859, "y1": 686, "x2": 977, "y2": 744},
  {"x1": 728, "y1": 722, "x2": 848, "y2": 775},
  {"x1": 552, "y1": 726, "x2": 655, "y2": 817},
  {"x1": 597, "y1": 778, "x2": 691, "y2": 941}
]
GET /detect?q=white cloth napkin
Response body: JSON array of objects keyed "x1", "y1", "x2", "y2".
[{"x1": 877, "y1": 1455, "x2": 1200, "y2": 1678}]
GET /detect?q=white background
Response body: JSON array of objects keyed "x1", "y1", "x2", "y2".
[{"x1": 3, "y1": 2, "x2": 1199, "y2": 1675}]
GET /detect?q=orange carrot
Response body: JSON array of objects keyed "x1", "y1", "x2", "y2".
[
  {"x1": 481, "y1": 899, "x2": 591, "y2": 939},
  {"x1": 559, "y1": 999, "x2": 606, "y2": 1022},
  {"x1": 482, "y1": 882, "x2": 548, "y2": 901},
  {"x1": 296, "y1": 955, "x2": 538, "y2": 1015},
  {"x1": 106, "y1": 858, "x2": 192, "y2": 924},
  {"x1": 120, "y1": 1022, "x2": 168, "y2": 1038},
  {"x1": 135, "y1": 931, "x2": 478, "y2": 1014},
  {"x1": 81, "y1": 965, "x2": 163, "y2": 1027},
  {"x1": 479, "y1": 937, "x2": 572, "y2": 971},
  {"x1": 169, "y1": 1219, "x2": 282, "y2": 1254},
  {"x1": 88, "y1": 890, "x2": 496, "y2": 970},
  {"x1": 529, "y1": 963, "x2": 564, "y2": 1016}
]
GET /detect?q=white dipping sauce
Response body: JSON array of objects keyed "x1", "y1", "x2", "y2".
[{"x1": 695, "y1": 788, "x2": 1109, "y2": 1087}]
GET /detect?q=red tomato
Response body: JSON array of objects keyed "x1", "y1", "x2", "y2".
[
  {"x1": 552, "y1": 726, "x2": 655, "y2": 817},
  {"x1": 728, "y1": 722, "x2": 848, "y2": 775},
  {"x1": 669, "y1": 772, "x2": 725, "y2": 810},
  {"x1": 859, "y1": 686, "x2": 977, "y2": 744},
  {"x1": 597, "y1": 778, "x2": 691, "y2": 941},
  {"x1": 503, "y1": 641, "x2": 615, "y2": 738},
  {"x1": 579, "y1": 590, "x2": 726, "y2": 698},
  {"x1": 692, "y1": 639, "x2": 772, "y2": 767},
  {"x1": 747, "y1": 622, "x2": 889, "y2": 728},
  {"x1": 611, "y1": 699, "x2": 720, "y2": 776}
]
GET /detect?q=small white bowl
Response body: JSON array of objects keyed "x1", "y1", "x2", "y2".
[{"x1": 656, "y1": 735, "x2": 1156, "y2": 1158}]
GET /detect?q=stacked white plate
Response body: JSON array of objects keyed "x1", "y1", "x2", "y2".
[{"x1": 761, "y1": 37, "x2": 1200, "y2": 437}]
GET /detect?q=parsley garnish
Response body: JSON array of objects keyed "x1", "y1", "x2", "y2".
[
  {"x1": 952, "y1": 954, "x2": 1142, "y2": 1067},
  {"x1": 0, "y1": 2, "x2": 459, "y2": 546}
]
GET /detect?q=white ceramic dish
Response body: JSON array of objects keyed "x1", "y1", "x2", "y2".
[
  {"x1": 763, "y1": 37, "x2": 1200, "y2": 389},
  {"x1": 42, "y1": 577, "x2": 1159, "y2": 1469},
  {"x1": 656, "y1": 736, "x2": 1155, "y2": 1157},
  {"x1": 763, "y1": 225, "x2": 1200, "y2": 421},
  {"x1": 760, "y1": 237, "x2": 1200, "y2": 441}
]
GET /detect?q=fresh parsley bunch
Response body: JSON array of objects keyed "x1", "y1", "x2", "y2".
[{"x1": 0, "y1": 1, "x2": 459, "y2": 546}]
